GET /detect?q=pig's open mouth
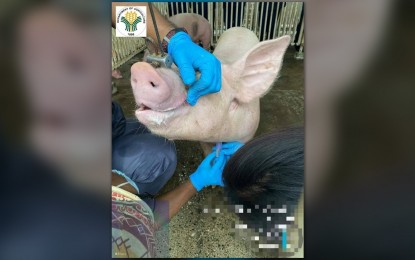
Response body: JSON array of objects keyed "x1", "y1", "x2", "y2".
[
  {"x1": 135, "y1": 96, "x2": 189, "y2": 126},
  {"x1": 133, "y1": 66, "x2": 189, "y2": 126},
  {"x1": 137, "y1": 101, "x2": 184, "y2": 113}
]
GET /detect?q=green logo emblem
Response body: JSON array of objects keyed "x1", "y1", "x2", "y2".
[{"x1": 121, "y1": 11, "x2": 142, "y2": 32}]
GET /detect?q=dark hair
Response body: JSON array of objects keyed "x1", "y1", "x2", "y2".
[{"x1": 222, "y1": 127, "x2": 304, "y2": 231}]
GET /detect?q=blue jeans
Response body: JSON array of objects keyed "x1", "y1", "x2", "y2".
[{"x1": 112, "y1": 102, "x2": 177, "y2": 197}]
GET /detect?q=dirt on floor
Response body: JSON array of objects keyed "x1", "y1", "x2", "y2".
[{"x1": 112, "y1": 46, "x2": 304, "y2": 257}]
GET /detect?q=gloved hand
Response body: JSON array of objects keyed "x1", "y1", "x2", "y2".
[
  {"x1": 168, "y1": 32, "x2": 221, "y2": 106},
  {"x1": 213, "y1": 141, "x2": 244, "y2": 157},
  {"x1": 189, "y1": 151, "x2": 227, "y2": 192}
]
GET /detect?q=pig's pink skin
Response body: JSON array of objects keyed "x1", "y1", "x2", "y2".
[
  {"x1": 131, "y1": 62, "x2": 187, "y2": 113},
  {"x1": 131, "y1": 27, "x2": 291, "y2": 143},
  {"x1": 168, "y1": 13, "x2": 212, "y2": 50}
]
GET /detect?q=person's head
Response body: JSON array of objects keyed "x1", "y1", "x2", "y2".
[
  {"x1": 15, "y1": 1, "x2": 110, "y2": 192},
  {"x1": 222, "y1": 127, "x2": 304, "y2": 232}
]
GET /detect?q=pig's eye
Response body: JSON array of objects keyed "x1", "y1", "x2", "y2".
[{"x1": 150, "y1": 81, "x2": 156, "y2": 87}]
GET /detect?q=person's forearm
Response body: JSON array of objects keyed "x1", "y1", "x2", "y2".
[
  {"x1": 153, "y1": 180, "x2": 197, "y2": 228},
  {"x1": 111, "y1": 2, "x2": 176, "y2": 43}
]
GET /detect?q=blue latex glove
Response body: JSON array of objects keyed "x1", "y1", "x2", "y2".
[
  {"x1": 168, "y1": 32, "x2": 221, "y2": 106},
  {"x1": 189, "y1": 151, "x2": 227, "y2": 192},
  {"x1": 213, "y1": 141, "x2": 244, "y2": 157}
]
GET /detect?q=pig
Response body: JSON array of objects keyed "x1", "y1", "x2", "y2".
[
  {"x1": 168, "y1": 13, "x2": 212, "y2": 50},
  {"x1": 130, "y1": 27, "x2": 290, "y2": 145}
]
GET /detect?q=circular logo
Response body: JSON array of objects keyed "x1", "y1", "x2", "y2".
[{"x1": 116, "y1": 6, "x2": 147, "y2": 37}]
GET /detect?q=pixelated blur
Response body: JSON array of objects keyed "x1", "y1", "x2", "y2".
[
  {"x1": 0, "y1": 0, "x2": 414, "y2": 258},
  {"x1": 201, "y1": 194, "x2": 303, "y2": 257}
]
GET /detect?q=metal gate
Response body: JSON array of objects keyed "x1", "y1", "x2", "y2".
[{"x1": 112, "y1": 2, "x2": 304, "y2": 69}]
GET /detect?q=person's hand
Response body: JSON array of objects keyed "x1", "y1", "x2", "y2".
[
  {"x1": 189, "y1": 152, "x2": 227, "y2": 192},
  {"x1": 213, "y1": 141, "x2": 244, "y2": 157},
  {"x1": 168, "y1": 32, "x2": 221, "y2": 106}
]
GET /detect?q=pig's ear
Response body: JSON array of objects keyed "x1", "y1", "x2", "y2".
[{"x1": 231, "y1": 35, "x2": 291, "y2": 103}]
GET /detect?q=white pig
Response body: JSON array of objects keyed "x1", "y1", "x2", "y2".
[{"x1": 131, "y1": 27, "x2": 290, "y2": 144}]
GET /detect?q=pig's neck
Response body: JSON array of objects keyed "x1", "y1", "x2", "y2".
[
  {"x1": 221, "y1": 64, "x2": 262, "y2": 143},
  {"x1": 221, "y1": 65, "x2": 236, "y2": 89}
]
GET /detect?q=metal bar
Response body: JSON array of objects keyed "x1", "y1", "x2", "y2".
[
  {"x1": 230, "y1": 2, "x2": 234, "y2": 28},
  {"x1": 185, "y1": 2, "x2": 189, "y2": 13},
  {"x1": 242, "y1": 2, "x2": 247, "y2": 28},
  {"x1": 155, "y1": 3, "x2": 164, "y2": 16},
  {"x1": 250, "y1": 3, "x2": 255, "y2": 31},
  {"x1": 278, "y1": 3, "x2": 284, "y2": 36},
  {"x1": 267, "y1": 2, "x2": 274, "y2": 40},
  {"x1": 165, "y1": 2, "x2": 168, "y2": 16},
  {"x1": 220, "y1": 2, "x2": 224, "y2": 36},
  {"x1": 264, "y1": 2, "x2": 270, "y2": 40},
  {"x1": 245, "y1": 3, "x2": 249, "y2": 29},
  {"x1": 291, "y1": 2, "x2": 300, "y2": 44},
  {"x1": 254, "y1": 2, "x2": 259, "y2": 35},
  {"x1": 297, "y1": 13, "x2": 305, "y2": 46},
  {"x1": 168, "y1": 3, "x2": 173, "y2": 17},
  {"x1": 164, "y1": 3, "x2": 168, "y2": 16},
  {"x1": 287, "y1": 3, "x2": 294, "y2": 37},
  {"x1": 258, "y1": 2, "x2": 264, "y2": 40},
  {"x1": 235, "y1": 2, "x2": 242, "y2": 26},
  {"x1": 287, "y1": 2, "x2": 295, "y2": 35},
  {"x1": 288, "y1": 2, "x2": 296, "y2": 36},
  {"x1": 273, "y1": 2, "x2": 280, "y2": 38},
  {"x1": 282, "y1": 3, "x2": 289, "y2": 35},
  {"x1": 213, "y1": 3, "x2": 217, "y2": 43},
  {"x1": 209, "y1": 2, "x2": 213, "y2": 46},
  {"x1": 225, "y1": 2, "x2": 228, "y2": 29},
  {"x1": 281, "y1": 3, "x2": 290, "y2": 36}
]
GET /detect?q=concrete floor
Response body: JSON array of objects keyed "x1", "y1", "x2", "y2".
[{"x1": 112, "y1": 46, "x2": 304, "y2": 257}]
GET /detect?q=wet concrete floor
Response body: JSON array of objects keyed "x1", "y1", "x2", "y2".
[{"x1": 112, "y1": 46, "x2": 304, "y2": 257}]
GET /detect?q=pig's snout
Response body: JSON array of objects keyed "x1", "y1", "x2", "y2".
[
  {"x1": 130, "y1": 62, "x2": 171, "y2": 107},
  {"x1": 130, "y1": 62, "x2": 187, "y2": 112},
  {"x1": 131, "y1": 62, "x2": 168, "y2": 97}
]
